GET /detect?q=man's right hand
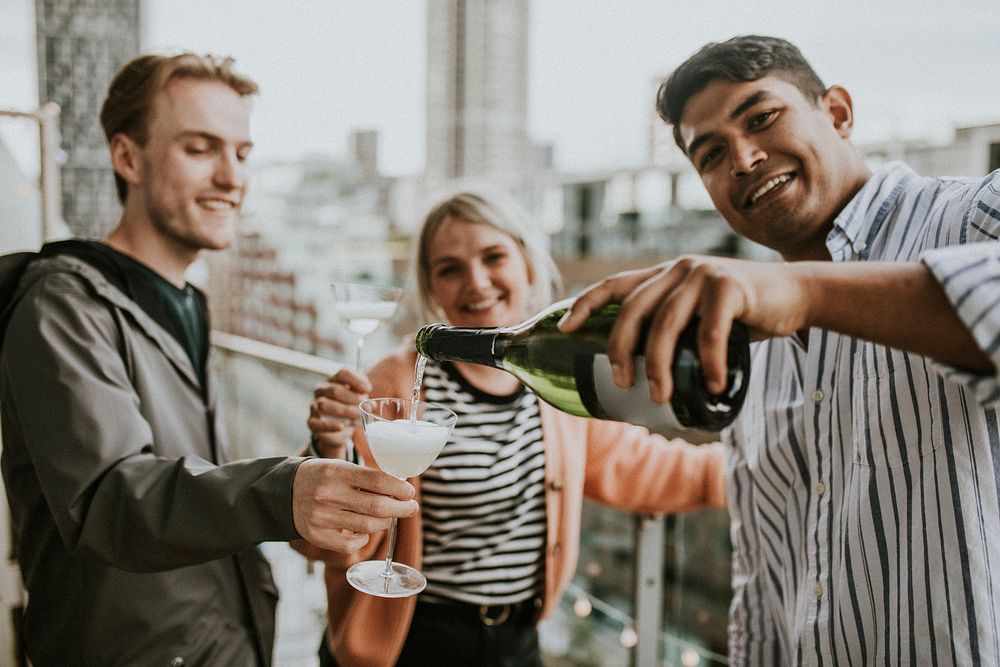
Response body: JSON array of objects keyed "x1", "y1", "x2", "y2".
[
  {"x1": 557, "y1": 255, "x2": 809, "y2": 402},
  {"x1": 291, "y1": 458, "x2": 417, "y2": 554}
]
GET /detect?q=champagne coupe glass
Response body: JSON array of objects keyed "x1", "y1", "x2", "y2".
[
  {"x1": 346, "y1": 397, "x2": 457, "y2": 598},
  {"x1": 330, "y1": 281, "x2": 403, "y2": 370}
]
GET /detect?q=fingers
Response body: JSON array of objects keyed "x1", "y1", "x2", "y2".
[
  {"x1": 303, "y1": 502, "x2": 397, "y2": 535},
  {"x1": 292, "y1": 459, "x2": 419, "y2": 554},
  {"x1": 605, "y1": 262, "x2": 688, "y2": 396},
  {"x1": 308, "y1": 400, "x2": 356, "y2": 434},
  {"x1": 311, "y1": 430, "x2": 353, "y2": 458},
  {"x1": 308, "y1": 528, "x2": 371, "y2": 554},
  {"x1": 308, "y1": 375, "x2": 370, "y2": 435},
  {"x1": 313, "y1": 385, "x2": 368, "y2": 415},
  {"x1": 320, "y1": 368, "x2": 373, "y2": 395},
  {"x1": 695, "y1": 275, "x2": 747, "y2": 394},
  {"x1": 346, "y1": 464, "x2": 417, "y2": 501},
  {"x1": 637, "y1": 260, "x2": 703, "y2": 402},
  {"x1": 579, "y1": 255, "x2": 754, "y2": 404},
  {"x1": 642, "y1": 259, "x2": 752, "y2": 400},
  {"x1": 557, "y1": 266, "x2": 661, "y2": 332}
]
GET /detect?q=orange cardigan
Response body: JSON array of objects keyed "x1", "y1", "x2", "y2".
[{"x1": 299, "y1": 349, "x2": 727, "y2": 667}]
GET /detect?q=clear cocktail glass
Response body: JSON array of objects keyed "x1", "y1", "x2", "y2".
[{"x1": 346, "y1": 397, "x2": 457, "y2": 597}]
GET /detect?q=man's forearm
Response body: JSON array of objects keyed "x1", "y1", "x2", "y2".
[{"x1": 795, "y1": 261, "x2": 993, "y2": 374}]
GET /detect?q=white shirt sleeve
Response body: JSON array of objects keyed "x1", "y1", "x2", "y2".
[{"x1": 921, "y1": 240, "x2": 1000, "y2": 406}]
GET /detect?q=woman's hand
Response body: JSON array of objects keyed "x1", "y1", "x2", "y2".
[{"x1": 307, "y1": 368, "x2": 373, "y2": 458}]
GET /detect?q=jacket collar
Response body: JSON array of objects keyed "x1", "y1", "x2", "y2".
[{"x1": 22, "y1": 254, "x2": 204, "y2": 393}]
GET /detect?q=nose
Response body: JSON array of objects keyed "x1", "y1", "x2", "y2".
[
  {"x1": 466, "y1": 261, "x2": 492, "y2": 291},
  {"x1": 213, "y1": 150, "x2": 247, "y2": 190},
  {"x1": 729, "y1": 137, "x2": 766, "y2": 178}
]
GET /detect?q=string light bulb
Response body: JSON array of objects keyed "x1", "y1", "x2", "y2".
[
  {"x1": 573, "y1": 596, "x2": 593, "y2": 617},
  {"x1": 681, "y1": 648, "x2": 701, "y2": 666},
  {"x1": 619, "y1": 625, "x2": 639, "y2": 648}
]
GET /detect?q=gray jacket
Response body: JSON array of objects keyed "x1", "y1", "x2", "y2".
[{"x1": 0, "y1": 251, "x2": 304, "y2": 666}]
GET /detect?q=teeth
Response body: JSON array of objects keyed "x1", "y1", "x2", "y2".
[
  {"x1": 199, "y1": 199, "x2": 235, "y2": 211},
  {"x1": 750, "y1": 174, "x2": 790, "y2": 205},
  {"x1": 465, "y1": 298, "x2": 498, "y2": 312}
]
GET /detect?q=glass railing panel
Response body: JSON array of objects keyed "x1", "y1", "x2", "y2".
[
  {"x1": 539, "y1": 501, "x2": 637, "y2": 666},
  {"x1": 660, "y1": 509, "x2": 732, "y2": 667},
  {"x1": 539, "y1": 502, "x2": 732, "y2": 666}
]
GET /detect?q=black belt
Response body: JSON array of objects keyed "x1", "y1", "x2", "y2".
[{"x1": 416, "y1": 597, "x2": 541, "y2": 627}]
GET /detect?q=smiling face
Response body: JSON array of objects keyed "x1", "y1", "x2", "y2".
[
  {"x1": 426, "y1": 217, "x2": 534, "y2": 328},
  {"x1": 123, "y1": 78, "x2": 252, "y2": 255},
  {"x1": 678, "y1": 75, "x2": 870, "y2": 260}
]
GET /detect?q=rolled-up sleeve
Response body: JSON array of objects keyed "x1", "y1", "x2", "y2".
[{"x1": 921, "y1": 241, "x2": 1000, "y2": 406}]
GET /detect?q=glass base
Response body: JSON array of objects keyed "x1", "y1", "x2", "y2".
[{"x1": 346, "y1": 560, "x2": 426, "y2": 598}]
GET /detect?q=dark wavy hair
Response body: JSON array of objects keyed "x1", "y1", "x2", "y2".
[{"x1": 656, "y1": 36, "x2": 827, "y2": 152}]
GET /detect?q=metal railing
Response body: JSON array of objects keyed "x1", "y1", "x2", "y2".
[
  {"x1": 0, "y1": 102, "x2": 65, "y2": 243},
  {"x1": 0, "y1": 101, "x2": 66, "y2": 667}
]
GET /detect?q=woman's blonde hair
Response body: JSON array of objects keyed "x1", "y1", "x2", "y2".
[{"x1": 409, "y1": 186, "x2": 562, "y2": 324}]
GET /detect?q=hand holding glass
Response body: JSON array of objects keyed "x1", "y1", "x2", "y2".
[{"x1": 346, "y1": 398, "x2": 457, "y2": 597}]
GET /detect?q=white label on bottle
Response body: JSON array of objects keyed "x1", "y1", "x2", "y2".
[{"x1": 592, "y1": 354, "x2": 683, "y2": 434}]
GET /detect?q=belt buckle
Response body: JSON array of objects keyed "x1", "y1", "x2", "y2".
[{"x1": 479, "y1": 603, "x2": 512, "y2": 626}]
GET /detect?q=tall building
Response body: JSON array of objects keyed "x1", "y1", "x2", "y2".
[
  {"x1": 425, "y1": 0, "x2": 531, "y2": 187},
  {"x1": 35, "y1": 0, "x2": 141, "y2": 238}
]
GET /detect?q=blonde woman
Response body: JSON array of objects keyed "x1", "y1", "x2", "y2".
[{"x1": 302, "y1": 188, "x2": 728, "y2": 666}]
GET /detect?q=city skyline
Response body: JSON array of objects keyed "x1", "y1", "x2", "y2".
[{"x1": 2, "y1": 0, "x2": 1000, "y2": 178}]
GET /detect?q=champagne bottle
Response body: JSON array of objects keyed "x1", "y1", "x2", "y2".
[{"x1": 415, "y1": 299, "x2": 750, "y2": 433}]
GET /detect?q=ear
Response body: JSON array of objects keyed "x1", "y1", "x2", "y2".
[
  {"x1": 820, "y1": 85, "x2": 855, "y2": 139},
  {"x1": 109, "y1": 133, "x2": 144, "y2": 191}
]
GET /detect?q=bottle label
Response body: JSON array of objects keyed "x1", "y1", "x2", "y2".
[{"x1": 591, "y1": 354, "x2": 683, "y2": 434}]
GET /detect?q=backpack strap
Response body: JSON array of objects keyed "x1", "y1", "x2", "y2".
[{"x1": 0, "y1": 251, "x2": 40, "y2": 338}]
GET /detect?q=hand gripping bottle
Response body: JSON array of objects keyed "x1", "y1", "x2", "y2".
[{"x1": 415, "y1": 299, "x2": 750, "y2": 433}]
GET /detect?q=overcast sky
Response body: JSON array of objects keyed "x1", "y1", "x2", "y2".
[{"x1": 2, "y1": 0, "x2": 1000, "y2": 177}]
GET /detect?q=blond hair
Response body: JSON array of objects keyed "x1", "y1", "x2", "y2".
[{"x1": 411, "y1": 187, "x2": 562, "y2": 324}]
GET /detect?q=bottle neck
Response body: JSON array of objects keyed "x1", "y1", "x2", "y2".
[{"x1": 415, "y1": 324, "x2": 503, "y2": 368}]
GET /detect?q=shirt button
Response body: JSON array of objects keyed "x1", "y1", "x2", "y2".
[
  {"x1": 857, "y1": 241, "x2": 868, "y2": 252},
  {"x1": 816, "y1": 483, "x2": 826, "y2": 496},
  {"x1": 811, "y1": 389, "x2": 824, "y2": 403},
  {"x1": 814, "y1": 583, "x2": 824, "y2": 598}
]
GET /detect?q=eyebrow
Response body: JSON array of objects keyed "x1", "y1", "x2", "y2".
[
  {"x1": 685, "y1": 89, "x2": 773, "y2": 158},
  {"x1": 176, "y1": 130, "x2": 254, "y2": 149}
]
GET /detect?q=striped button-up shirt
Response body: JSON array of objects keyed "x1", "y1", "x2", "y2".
[{"x1": 726, "y1": 163, "x2": 1000, "y2": 665}]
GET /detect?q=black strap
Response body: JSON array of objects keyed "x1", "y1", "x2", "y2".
[{"x1": 0, "y1": 251, "x2": 40, "y2": 343}]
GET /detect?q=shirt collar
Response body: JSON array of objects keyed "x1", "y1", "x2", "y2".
[{"x1": 827, "y1": 161, "x2": 916, "y2": 260}]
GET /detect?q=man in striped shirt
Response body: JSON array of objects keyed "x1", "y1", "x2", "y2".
[{"x1": 561, "y1": 35, "x2": 1000, "y2": 664}]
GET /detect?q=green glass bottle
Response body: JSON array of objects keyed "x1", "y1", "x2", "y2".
[{"x1": 415, "y1": 299, "x2": 750, "y2": 433}]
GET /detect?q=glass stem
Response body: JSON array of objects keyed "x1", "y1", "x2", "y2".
[
  {"x1": 355, "y1": 335, "x2": 365, "y2": 371},
  {"x1": 381, "y1": 517, "x2": 399, "y2": 578}
]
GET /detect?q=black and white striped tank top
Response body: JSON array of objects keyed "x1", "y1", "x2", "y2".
[{"x1": 418, "y1": 360, "x2": 547, "y2": 606}]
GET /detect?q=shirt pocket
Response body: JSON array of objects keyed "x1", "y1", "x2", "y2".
[{"x1": 851, "y1": 345, "x2": 940, "y2": 468}]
